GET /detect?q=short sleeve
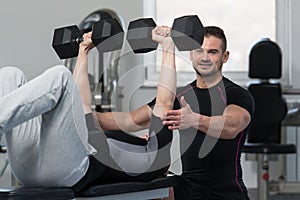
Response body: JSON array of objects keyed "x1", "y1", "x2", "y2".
[{"x1": 227, "y1": 86, "x2": 255, "y2": 118}]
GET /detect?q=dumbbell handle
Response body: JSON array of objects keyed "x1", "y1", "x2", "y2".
[
  {"x1": 127, "y1": 15, "x2": 204, "y2": 53},
  {"x1": 75, "y1": 37, "x2": 84, "y2": 44}
]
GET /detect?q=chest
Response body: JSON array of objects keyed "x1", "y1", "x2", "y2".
[{"x1": 178, "y1": 87, "x2": 227, "y2": 116}]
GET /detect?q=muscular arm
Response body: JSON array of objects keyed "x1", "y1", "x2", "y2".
[
  {"x1": 164, "y1": 96, "x2": 251, "y2": 139},
  {"x1": 197, "y1": 105, "x2": 251, "y2": 139}
]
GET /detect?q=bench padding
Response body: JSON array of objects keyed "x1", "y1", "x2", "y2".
[
  {"x1": 0, "y1": 176, "x2": 176, "y2": 199},
  {"x1": 0, "y1": 187, "x2": 74, "y2": 200},
  {"x1": 78, "y1": 176, "x2": 176, "y2": 197}
]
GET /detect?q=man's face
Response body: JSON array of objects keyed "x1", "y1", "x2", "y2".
[{"x1": 190, "y1": 36, "x2": 229, "y2": 77}]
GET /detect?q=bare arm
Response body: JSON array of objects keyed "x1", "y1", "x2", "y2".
[
  {"x1": 93, "y1": 26, "x2": 176, "y2": 132},
  {"x1": 95, "y1": 104, "x2": 152, "y2": 132},
  {"x1": 73, "y1": 32, "x2": 94, "y2": 114},
  {"x1": 152, "y1": 26, "x2": 176, "y2": 117},
  {"x1": 197, "y1": 105, "x2": 251, "y2": 139},
  {"x1": 164, "y1": 96, "x2": 251, "y2": 139}
]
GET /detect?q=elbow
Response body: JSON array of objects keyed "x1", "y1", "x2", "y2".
[
  {"x1": 223, "y1": 126, "x2": 240, "y2": 139},
  {"x1": 154, "y1": 101, "x2": 174, "y2": 113},
  {"x1": 160, "y1": 101, "x2": 174, "y2": 111},
  {"x1": 221, "y1": 122, "x2": 241, "y2": 139},
  {"x1": 153, "y1": 103, "x2": 172, "y2": 118},
  {"x1": 223, "y1": 119, "x2": 250, "y2": 139},
  {"x1": 221, "y1": 115, "x2": 249, "y2": 139}
]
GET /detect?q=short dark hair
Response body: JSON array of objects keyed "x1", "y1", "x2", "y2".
[{"x1": 204, "y1": 26, "x2": 227, "y2": 52}]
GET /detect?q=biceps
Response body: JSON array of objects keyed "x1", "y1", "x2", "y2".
[{"x1": 224, "y1": 105, "x2": 251, "y2": 131}]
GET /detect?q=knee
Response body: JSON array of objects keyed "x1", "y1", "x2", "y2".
[
  {"x1": 47, "y1": 65, "x2": 70, "y2": 74},
  {"x1": 0, "y1": 66, "x2": 27, "y2": 88},
  {"x1": 44, "y1": 65, "x2": 73, "y2": 87}
]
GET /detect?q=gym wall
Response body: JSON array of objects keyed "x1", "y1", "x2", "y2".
[{"x1": 0, "y1": 0, "x2": 144, "y2": 80}]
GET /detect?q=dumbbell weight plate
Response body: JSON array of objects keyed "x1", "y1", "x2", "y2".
[
  {"x1": 52, "y1": 25, "x2": 82, "y2": 59},
  {"x1": 171, "y1": 15, "x2": 204, "y2": 51},
  {"x1": 126, "y1": 18, "x2": 158, "y2": 54},
  {"x1": 92, "y1": 18, "x2": 124, "y2": 53}
]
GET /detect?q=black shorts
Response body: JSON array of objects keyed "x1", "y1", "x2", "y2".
[
  {"x1": 71, "y1": 155, "x2": 107, "y2": 195},
  {"x1": 71, "y1": 113, "x2": 173, "y2": 195}
]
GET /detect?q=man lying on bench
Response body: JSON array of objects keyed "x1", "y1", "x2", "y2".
[{"x1": 0, "y1": 25, "x2": 176, "y2": 197}]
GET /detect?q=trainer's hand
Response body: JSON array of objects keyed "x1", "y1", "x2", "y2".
[{"x1": 162, "y1": 96, "x2": 199, "y2": 130}]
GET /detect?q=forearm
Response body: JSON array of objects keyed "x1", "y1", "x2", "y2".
[
  {"x1": 155, "y1": 49, "x2": 176, "y2": 111},
  {"x1": 195, "y1": 114, "x2": 240, "y2": 139},
  {"x1": 73, "y1": 47, "x2": 92, "y2": 114},
  {"x1": 72, "y1": 32, "x2": 94, "y2": 114},
  {"x1": 165, "y1": 103, "x2": 251, "y2": 139},
  {"x1": 197, "y1": 105, "x2": 251, "y2": 139}
]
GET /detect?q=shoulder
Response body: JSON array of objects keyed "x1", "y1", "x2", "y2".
[
  {"x1": 223, "y1": 77, "x2": 251, "y2": 96},
  {"x1": 223, "y1": 77, "x2": 255, "y2": 116}
]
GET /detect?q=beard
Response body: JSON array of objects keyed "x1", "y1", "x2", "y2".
[
  {"x1": 193, "y1": 66, "x2": 204, "y2": 77},
  {"x1": 193, "y1": 64, "x2": 222, "y2": 78}
]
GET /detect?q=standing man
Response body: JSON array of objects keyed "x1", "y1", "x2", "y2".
[{"x1": 96, "y1": 26, "x2": 254, "y2": 199}]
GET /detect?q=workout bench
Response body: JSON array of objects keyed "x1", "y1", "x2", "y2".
[
  {"x1": 0, "y1": 119, "x2": 177, "y2": 199},
  {"x1": 0, "y1": 175, "x2": 176, "y2": 200}
]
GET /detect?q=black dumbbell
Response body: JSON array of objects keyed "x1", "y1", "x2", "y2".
[
  {"x1": 126, "y1": 15, "x2": 204, "y2": 54},
  {"x1": 52, "y1": 18, "x2": 124, "y2": 59}
]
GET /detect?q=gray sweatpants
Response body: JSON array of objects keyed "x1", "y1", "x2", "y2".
[{"x1": 0, "y1": 66, "x2": 95, "y2": 188}]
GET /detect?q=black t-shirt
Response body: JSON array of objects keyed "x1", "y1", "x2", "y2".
[{"x1": 148, "y1": 77, "x2": 254, "y2": 198}]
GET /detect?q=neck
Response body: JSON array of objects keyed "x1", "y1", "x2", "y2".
[{"x1": 196, "y1": 73, "x2": 223, "y2": 88}]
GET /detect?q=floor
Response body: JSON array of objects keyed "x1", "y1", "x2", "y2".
[{"x1": 248, "y1": 189, "x2": 300, "y2": 200}]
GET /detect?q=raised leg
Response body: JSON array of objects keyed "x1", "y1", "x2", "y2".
[{"x1": 0, "y1": 66, "x2": 95, "y2": 187}]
